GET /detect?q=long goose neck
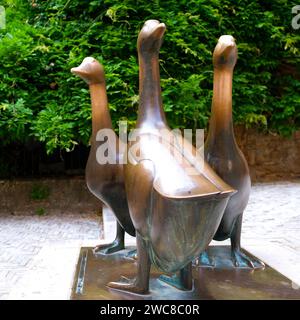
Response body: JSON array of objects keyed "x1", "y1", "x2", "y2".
[
  {"x1": 136, "y1": 51, "x2": 167, "y2": 129},
  {"x1": 207, "y1": 68, "x2": 236, "y2": 145},
  {"x1": 89, "y1": 83, "x2": 113, "y2": 138}
]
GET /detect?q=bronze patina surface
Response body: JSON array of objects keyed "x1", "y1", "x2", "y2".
[
  {"x1": 107, "y1": 20, "x2": 236, "y2": 294},
  {"x1": 71, "y1": 246, "x2": 300, "y2": 300},
  {"x1": 200, "y1": 36, "x2": 264, "y2": 269},
  {"x1": 71, "y1": 58, "x2": 135, "y2": 255}
]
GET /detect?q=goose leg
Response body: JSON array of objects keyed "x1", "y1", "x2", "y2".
[
  {"x1": 231, "y1": 213, "x2": 265, "y2": 269},
  {"x1": 159, "y1": 262, "x2": 193, "y2": 291},
  {"x1": 179, "y1": 262, "x2": 193, "y2": 290},
  {"x1": 107, "y1": 233, "x2": 151, "y2": 294},
  {"x1": 93, "y1": 221, "x2": 125, "y2": 255}
]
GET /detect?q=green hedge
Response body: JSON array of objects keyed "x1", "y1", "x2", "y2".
[{"x1": 0, "y1": 0, "x2": 299, "y2": 153}]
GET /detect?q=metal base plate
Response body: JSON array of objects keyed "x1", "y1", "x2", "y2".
[{"x1": 71, "y1": 246, "x2": 300, "y2": 300}]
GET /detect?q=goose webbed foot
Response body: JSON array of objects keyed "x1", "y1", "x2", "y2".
[
  {"x1": 93, "y1": 238, "x2": 125, "y2": 255},
  {"x1": 158, "y1": 274, "x2": 187, "y2": 291},
  {"x1": 232, "y1": 249, "x2": 265, "y2": 269},
  {"x1": 107, "y1": 277, "x2": 149, "y2": 295},
  {"x1": 198, "y1": 250, "x2": 215, "y2": 267},
  {"x1": 94, "y1": 222, "x2": 125, "y2": 255},
  {"x1": 125, "y1": 249, "x2": 137, "y2": 260},
  {"x1": 159, "y1": 263, "x2": 193, "y2": 291}
]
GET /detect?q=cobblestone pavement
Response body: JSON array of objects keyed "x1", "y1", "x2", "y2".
[
  {"x1": 241, "y1": 181, "x2": 300, "y2": 288},
  {"x1": 0, "y1": 181, "x2": 299, "y2": 299},
  {"x1": 0, "y1": 214, "x2": 102, "y2": 299}
]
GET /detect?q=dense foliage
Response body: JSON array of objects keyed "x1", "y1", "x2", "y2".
[{"x1": 0, "y1": 0, "x2": 299, "y2": 154}]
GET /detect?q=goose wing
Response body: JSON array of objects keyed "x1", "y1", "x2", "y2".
[{"x1": 127, "y1": 131, "x2": 235, "y2": 199}]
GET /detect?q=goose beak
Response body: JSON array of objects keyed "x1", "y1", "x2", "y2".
[
  {"x1": 150, "y1": 22, "x2": 166, "y2": 39},
  {"x1": 71, "y1": 57, "x2": 95, "y2": 76},
  {"x1": 216, "y1": 35, "x2": 236, "y2": 54},
  {"x1": 71, "y1": 67, "x2": 88, "y2": 78},
  {"x1": 218, "y1": 35, "x2": 236, "y2": 46},
  {"x1": 71, "y1": 66, "x2": 81, "y2": 75},
  {"x1": 141, "y1": 20, "x2": 166, "y2": 39}
]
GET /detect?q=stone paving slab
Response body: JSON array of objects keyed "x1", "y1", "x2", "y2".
[{"x1": 0, "y1": 181, "x2": 299, "y2": 299}]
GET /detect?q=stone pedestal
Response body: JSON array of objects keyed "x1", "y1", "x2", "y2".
[{"x1": 71, "y1": 246, "x2": 300, "y2": 300}]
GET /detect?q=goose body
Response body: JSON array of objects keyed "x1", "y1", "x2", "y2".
[
  {"x1": 126, "y1": 128, "x2": 234, "y2": 273},
  {"x1": 71, "y1": 58, "x2": 135, "y2": 254},
  {"x1": 108, "y1": 20, "x2": 235, "y2": 294}
]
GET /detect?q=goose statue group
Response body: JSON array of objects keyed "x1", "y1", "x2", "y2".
[{"x1": 71, "y1": 19, "x2": 264, "y2": 295}]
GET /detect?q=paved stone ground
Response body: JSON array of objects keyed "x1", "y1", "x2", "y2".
[
  {"x1": 241, "y1": 181, "x2": 300, "y2": 289},
  {"x1": 0, "y1": 214, "x2": 102, "y2": 299},
  {"x1": 0, "y1": 181, "x2": 299, "y2": 299}
]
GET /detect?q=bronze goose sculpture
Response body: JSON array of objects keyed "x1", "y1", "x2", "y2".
[
  {"x1": 71, "y1": 58, "x2": 135, "y2": 254},
  {"x1": 199, "y1": 35, "x2": 264, "y2": 268},
  {"x1": 107, "y1": 20, "x2": 236, "y2": 295}
]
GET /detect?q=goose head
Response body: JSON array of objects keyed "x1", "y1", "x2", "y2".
[
  {"x1": 71, "y1": 57, "x2": 104, "y2": 85},
  {"x1": 137, "y1": 19, "x2": 166, "y2": 55},
  {"x1": 213, "y1": 35, "x2": 237, "y2": 70}
]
